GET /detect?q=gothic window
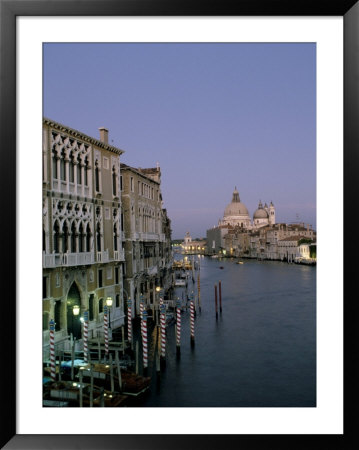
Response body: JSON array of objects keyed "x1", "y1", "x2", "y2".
[
  {"x1": 60, "y1": 150, "x2": 66, "y2": 181},
  {"x1": 95, "y1": 161, "x2": 100, "y2": 192},
  {"x1": 52, "y1": 151, "x2": 58, "y2": 179},
  {"x1": 77, "y1": 156, "x2": 82, "y2": 184},
  {"x1": 53, "y1": 221, "x2": 60, "y2": 253},
  {"x1": 69, "y1": 153, "x2": 75, "y2": 183},
  {"x1": 86, "y1": 223, "x2": 91, "y2": 251},
  {"x1": 96, "y1": 223, "x2": 101, "y2": 251},
  {"x1": 98, "y1": 269, "x2": 103, "y2": 288},
  {"x1": 78, "y1": 222, "x2": 84, "y2": 252},
  {"x1": 63, "y1": 222, "x2": 69, "y2": 253},
  {"x1": 113, "y1": 224, "x2": 118, "y2": 251},
  {"x1": 71, "y1": 222, "x2": 76, "y2": 253},
  {"x1": 84, "y1": 157, "x2": 89, "y2": 186},
  {"x1": 112, "y1": 166, "x2": 117, "y2": 196}
]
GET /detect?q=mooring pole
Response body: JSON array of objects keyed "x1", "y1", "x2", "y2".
[
  {"x1": 215, "y1": 284, "x2": 218, "y2": 320},
  {"x1": 219, "y1": 280, "x2": 222, "y2": 314}
]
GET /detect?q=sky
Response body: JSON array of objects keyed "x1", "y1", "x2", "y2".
[{"x1": 43, "y1": 43, "x2": 316, "y2": 240}]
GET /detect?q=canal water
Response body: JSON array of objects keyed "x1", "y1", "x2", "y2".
[{"x1": 138, "y1": 255, "x2": 316, "y2": 407}]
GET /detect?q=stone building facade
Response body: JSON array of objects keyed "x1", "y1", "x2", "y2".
[
  {"x1": 42, "y1": 119, "x2": 126, "y2": 357},
  {"x1": 120, "y1": 164, "x2": 172, "y2": 317}
]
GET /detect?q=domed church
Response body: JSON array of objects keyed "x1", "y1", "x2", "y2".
[
  {"x1": 219, "y1": 187, "x2": 251, "y2": 229},
  {"x1": 219, "y1": 188, "x2": 275, "y2": 229},
  {"x1": 253, "y1": 200, "x2": 275, "y2": 228}
]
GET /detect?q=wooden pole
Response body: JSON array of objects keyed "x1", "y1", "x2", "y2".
[
  {"x1": 109, "y1": 353, "x2": 114, "y2": 393},
  {"x1": 71, "y1": 339, "x2": 75, "y2": 381},
  {"x1": 215, "y1": 284, "x2": 218, "y2": 320},
  {"x1": 121, "y1": 326, "x2": 125, "y2": 356},
  {"x1": 97, "y1": 338, "x2": 101, "y2": 363},
  {"x1": 219, "y1": 280, "x2": 222, "y2": 313},
  {"x1": 115, "y1": 350, "x2": 122, "y2": 392},
  {"x1": 58, "y1": 350, "x2": 62, "y2": 382},
  {"x1": 79, "y1": 369, "x2": 83, "y2": 408},
  {"x1": 197, "y1": 273, "x2": 201, "y2": 312}
]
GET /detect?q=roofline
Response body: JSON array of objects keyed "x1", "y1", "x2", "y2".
[
  {"x1": 120, "y1": 164, "x2": 160, "y2": 185},
  {"x1": 43, "y1": 117, "x2": 125, "y2": 155}
]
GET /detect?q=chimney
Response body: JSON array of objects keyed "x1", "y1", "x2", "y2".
[{"x1": 99, "y1": 127, "x2": 109, "y2": 144}]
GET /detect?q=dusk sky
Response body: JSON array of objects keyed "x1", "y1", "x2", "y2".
[{"x1": 43, "y1": 43, "x2": 316, "y2": 240}]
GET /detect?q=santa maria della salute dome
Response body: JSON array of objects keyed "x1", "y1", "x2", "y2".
[{"x1": 219, "y1": 187, "x2": 275, "y2": 229}]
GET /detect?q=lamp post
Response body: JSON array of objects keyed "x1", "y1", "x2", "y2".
[
  {"x1": 106, "y1": 296, "x2": 113, "y2": 329},
  {"x1": 72, "y1": 304, "x2": 80, "y2": 339},
  {"x1": 155, "y1": 286, "x2": 161, "y2": 326}
]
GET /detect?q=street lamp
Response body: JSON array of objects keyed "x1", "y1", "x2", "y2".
[
  {"x1": 71, "y1": 305, "x2": 80, "y2": 341},
  {"x1": 155, "y1": 286, "x2": 161, "y2": 326},
  {"x1": 106, "y1": 296, "x2": 113, "y2": 329}
]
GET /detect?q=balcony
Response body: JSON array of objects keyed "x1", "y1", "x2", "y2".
[
  {"x1": 139, "y1": 232, "x2": 160, "y2": 241},
  {"x1": 113, "y1": 249, "x2": 125, "y2": 261},
  {"x1": 96, "y1": 250, "x2": 109, "y2": 263},
  {"x1": 43, "y1": 251, "x2": 95, "y2": 268}
]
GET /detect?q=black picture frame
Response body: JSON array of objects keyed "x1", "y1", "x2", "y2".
[{"x1": 1, "y1": 0, "x2": 357, "y2": 448}]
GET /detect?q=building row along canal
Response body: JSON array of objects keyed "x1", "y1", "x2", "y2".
[{"x1": 42, "y1": 118, "x2": 172, "y2": 359}]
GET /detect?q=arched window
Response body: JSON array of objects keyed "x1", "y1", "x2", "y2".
[
  {"x1": 63, "y1": 222, "x2": 69, "y2": 253},
  {"x1": 84, "y1": 157, "x2": 89, "y2": 186},
  {"x1": 77, "y1": 155, "x2": 82, "y2": 184},
  {"x1": 78, "y1": 222, "x2": 84, "y2": 252},
  {"x1": 71, "y1": 222, "x2": 76, "y2": 253},
  {"x1": 60, "y1": 149, "x2": 66, "y2": 181},
  {"x1": 112, "y1": 166, "x2": 117, "y2": 196},
  {"x1": 69, "y1": 152, "x2": 75, "y2": 183},
  {"x1": 52, "y1": 150, "x2": 58, "y2": 179},
  {"x1": 53, "y1": 221, "x2": 60, "y2": 253},
  {"x1": 98, "y1": 298, "x2": 103, "y2": 314},
  {"x1": 96, "y1": 223, "x2": 101, "y2": 251},
  {"x1": 113, "y1": 224, "x2": 118, "y2": 251},
  {"x1": 95, "y1": 161, "x2": 100, "y2": 192},
  {"x1": 86, "y1": 223, "x2": 91, "y2": 252},
  {"x1": 116, "y1": 294, "x2": 120, "y2": 308}
]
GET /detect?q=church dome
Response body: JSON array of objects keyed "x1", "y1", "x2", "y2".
[
  {"x1": 253, "y1": 201, "x2": 269, "y2": 219},
  {"x1": 223, "y1": 187, "x2": 249, "y2": 217}
]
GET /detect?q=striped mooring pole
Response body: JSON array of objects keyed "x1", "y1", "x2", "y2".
[
  {"x1": 160, "y1": 303, "x2": 166, "y2": 362},
  {"x1": 140, "y1": 294, "x2": 145, "y2": 339},
  {"x1": 104, "y1": 305, "x2": 109, "y2": 358},
  {"x1": 176, "y1": 299, "x2": 181, "y2": 355},
  {"x1": 197, "y1": 273, "x2": 201, "y2": 312},
  {"x1": 127, "y1": 298, "x2": 132, "y2": 347},
  {"x1": 219, "y1": 280, "x2": 222, "y2": 313},
  {"x1": 49, "y1": 319, "x2": 56, "y2": 381},
  {"x1": 190, "y1": 300, "x2": 195, "y2": 347},
  {"x1": 83, "y1": 311, "x2": 89, "y2": 362},
  {"x1": 142, "y1": 309, "x2": 148, "y2": 374}
]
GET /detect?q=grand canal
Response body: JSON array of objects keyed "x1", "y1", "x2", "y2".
[{"x1": 139, "y1": 255, "x2": 316, "y2": 407}]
